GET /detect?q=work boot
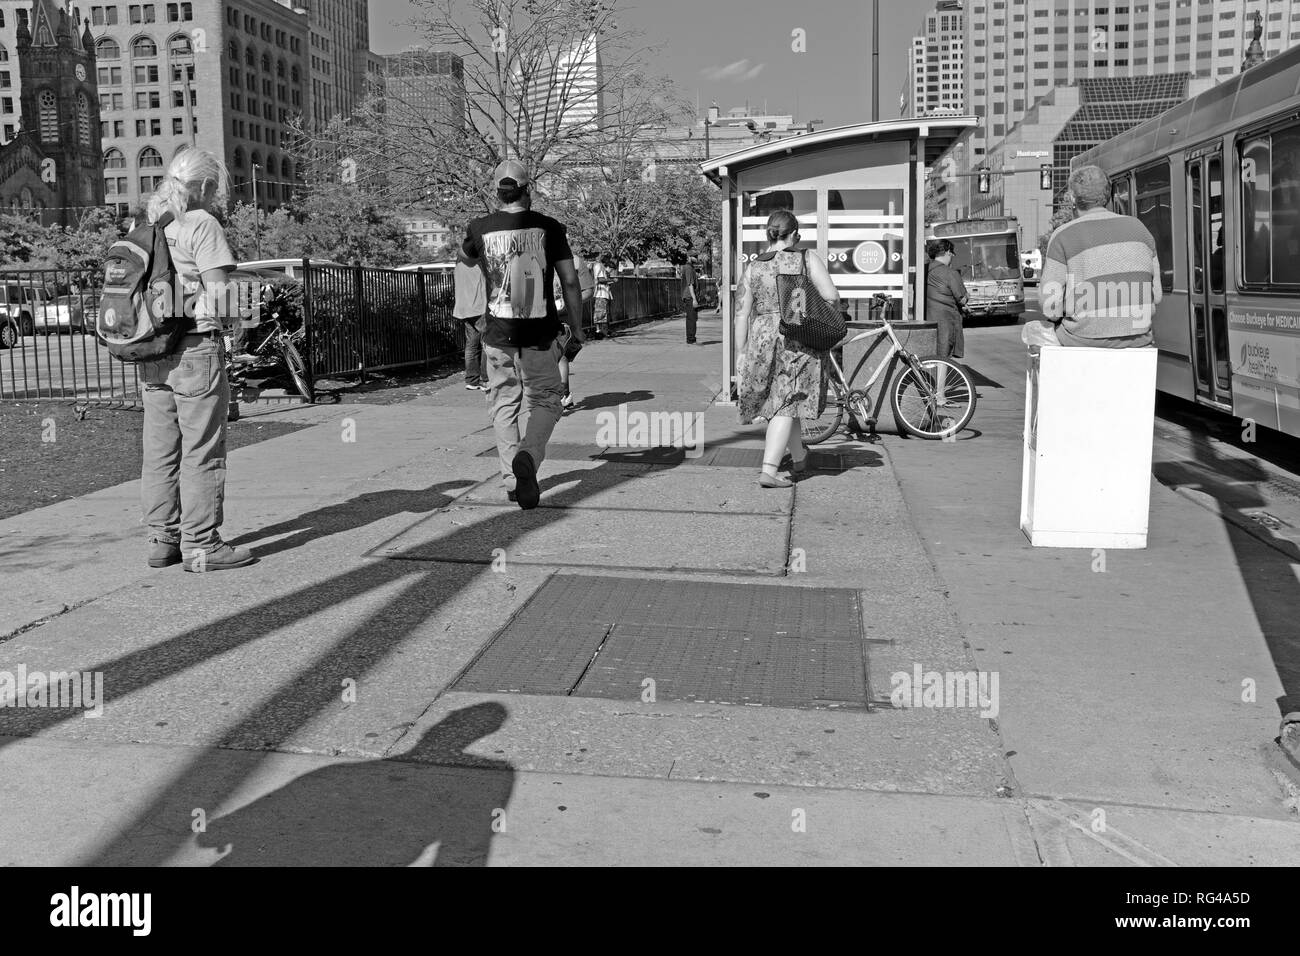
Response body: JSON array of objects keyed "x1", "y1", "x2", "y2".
[
  {"x1": 147, "y1": 538, "x2": 181, "y2": 568},
  {"x1": 183, "y1": 543, "x2": 257, "y2": 573}
]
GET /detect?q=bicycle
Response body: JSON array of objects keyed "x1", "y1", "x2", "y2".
[
  {"x1": 227, "y1": 288, "x2": 313, "y2": 405},
  {"x1": 800, "y1": 316, "x2": 976, "y2": 443}
]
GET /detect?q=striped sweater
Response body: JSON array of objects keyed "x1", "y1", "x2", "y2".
[{"x1": 1040, "y1": 208, "x2": 1162, "y2": 339}]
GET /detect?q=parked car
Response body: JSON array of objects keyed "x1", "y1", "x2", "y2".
[
  {"x1": 0, "y1": 282, "x2": 36, "y2": 348},
  {"x1": 34, "y1": 294, "x2": 93, "y2": 335},
  {"x1": 394, "y1": 261, "x2": 455, "y2": 275},
  {"x1": 237, "y1": 258, "x2": 345, "y2": 280}
]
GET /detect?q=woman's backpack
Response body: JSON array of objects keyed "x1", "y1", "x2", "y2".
[{"x1": 96, "y1": 213, "x2": 190, "y2": 362}]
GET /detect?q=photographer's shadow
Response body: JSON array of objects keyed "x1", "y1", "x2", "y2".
[
  {"x1": 227, "y1": 479, "x2": 475, "y2": 559},
  {"x1": 194, "y1": 703, "x2": 513, "y2": 867}
]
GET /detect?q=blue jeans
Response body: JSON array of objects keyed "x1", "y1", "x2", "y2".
[
  {"x1": 463, "y1": 318, "x2": 486, "y2": 385},
  {"x1": 140, "y1": 334, "x2": 229, "y2": 550}
]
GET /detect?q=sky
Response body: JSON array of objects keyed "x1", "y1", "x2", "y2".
[{"x1": 368, "y1": 0, "x2": 920, "y2": 127}]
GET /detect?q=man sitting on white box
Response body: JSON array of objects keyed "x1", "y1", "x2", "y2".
[{"x1": 1039, "y1": 165, "x2": 1161, "y2": 349}]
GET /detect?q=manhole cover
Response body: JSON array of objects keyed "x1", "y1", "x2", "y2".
[{"x1": 452, "y1": 573, "x2": 869, "y2": 709}]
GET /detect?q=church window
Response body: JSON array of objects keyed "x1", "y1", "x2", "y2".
[
  {"x1": 38, "y1": 90, "x2": 58, "y2": 142},
  {"x1": 77, "y1": 94, "x2": 91, "y2": 146}
]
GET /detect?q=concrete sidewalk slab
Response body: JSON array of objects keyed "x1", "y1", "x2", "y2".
[
  {"x1": 0, "y1": 734, "x2": 1024, "y2": 866},
  {"x1": 887, "y1": 324, "x2": 1297, "y2": 825}
]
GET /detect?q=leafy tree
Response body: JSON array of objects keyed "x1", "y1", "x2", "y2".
[
  {"x1": 290, "y1": 184, "x2": 424, "y2": 266},
  {"x1": 0, "y1": 214, "x2": 50, "y2": 267},
  {"x1": 1039, "y1": 194, "x2": 1075, "y2": 257},
  {"x1": 224, "y1": 203, "x2": 301, "y2": 262}
]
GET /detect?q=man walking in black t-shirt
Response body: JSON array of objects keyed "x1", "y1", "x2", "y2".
[{"x1": 462, "y1": 160, "x2": 585, "y2": 509}]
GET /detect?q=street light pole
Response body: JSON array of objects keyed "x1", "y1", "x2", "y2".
[
  {"x1": 872, "y1": 0, "x2": 880, "y2": 122},
  {"x1": 252, "y1": 164, "x2": 262, "y2": 259}
]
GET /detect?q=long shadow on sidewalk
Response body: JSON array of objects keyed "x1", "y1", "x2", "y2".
[
  {"x1": 225, "y1": 479, "x2": 475, "y2": 560},
  {"x1": 1154, "y1": 448, "x2": 1300, "y2": 717},
  {"x1": 181, "y1": 703, "x2": 512, "y2": 867},
  {"x1": 2, "y1": 411, "x2": 879, "y2": 864}
]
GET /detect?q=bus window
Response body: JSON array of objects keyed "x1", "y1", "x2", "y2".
[
  {"x1": 969, "y1": 234, "x2": 1020, "y2": 281},
  {"x1": 1241, "y1": 135, "x2": 1272, "y2": 284},
  {"x1": 1112, "y1": 176, "x2": 1131, "y2": 215},
  {"x1": 1240, "y1": 125, "x2": 1300, "y2": 286},
  {"x1": 1135, "y1": 162, "x2": 1174, "y2": 292}
]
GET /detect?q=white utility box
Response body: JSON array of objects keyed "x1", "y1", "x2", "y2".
[{"x1": 1020, "y1": 345, "x2": 1158, "y2": 549}]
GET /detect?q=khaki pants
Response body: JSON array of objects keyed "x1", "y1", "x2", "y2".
[
  {"x1": 140, "y1": 334, "x2": 229, "y2": 550},
  {"x1": 486, "y1": 340, "x2": 563, "y2": 489}
]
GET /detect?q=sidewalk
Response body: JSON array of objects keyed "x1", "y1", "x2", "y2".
[{"x1": 1, "y1": 311, "x2": 1297, "y2": 865}]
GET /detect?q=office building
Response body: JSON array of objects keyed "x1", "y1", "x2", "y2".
[
  {"x1": 520, "y1": 33, "x2": 603, "y2": 136},
  {"x1": 969, "y1": 73, "x2": 1192, "y2": 240},
  {"x1": 383, "y1": 50, "x2": 464, "y2": 130},
  {"x1": 903, "y1": 1, "x2": 966, "y2": 118},
  {"x1": 961, "y1": 0, "x2": 1300, "y2": 168}
]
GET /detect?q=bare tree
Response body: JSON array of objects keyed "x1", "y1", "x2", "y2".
[{"x1": 290, "y1": 0, "x2": 687, "y2": 230}]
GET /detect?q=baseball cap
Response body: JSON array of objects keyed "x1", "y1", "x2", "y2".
[{"x1": 493, "y1": 159, "x2": 530, "y2": 189}]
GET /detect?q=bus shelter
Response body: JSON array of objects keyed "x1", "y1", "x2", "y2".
[{"x1": 700, "y1": 117, "x2": 977, "y2": 393}]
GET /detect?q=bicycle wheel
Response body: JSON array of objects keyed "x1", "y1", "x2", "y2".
[
  {"x1": 800, "y1": 380, "x2": 845, "y2": 445},
  {"x1": 282, "y1": 339, "x2": 315, "y2": 404},
  {"x1": 889, "y1": 355, "x2": 976, "y2": 440}
]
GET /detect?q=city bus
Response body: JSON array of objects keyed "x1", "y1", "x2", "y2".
[
  {"x1": 928, "y1": 217, "x2": 1025, "y2": 320},
  {"x1": 1075, "y1": 43, "x2": 1300, "y2": 440}
]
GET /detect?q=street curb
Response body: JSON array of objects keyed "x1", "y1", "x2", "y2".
[{"x1": 1169, "y1": 483, "x2": 1297, "y2": 560}]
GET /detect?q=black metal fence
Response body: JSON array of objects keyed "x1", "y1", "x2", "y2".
[
  {"x1": 0, "y1": 268, "x2": 141, "y2": 404},
  {"x1": 1, "y1": 261, "x2": 693, "y2": 405}
]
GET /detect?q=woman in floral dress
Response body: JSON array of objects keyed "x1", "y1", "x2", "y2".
[{"x1": 735, "y1": 210, "x2": 841, "y2": 487}]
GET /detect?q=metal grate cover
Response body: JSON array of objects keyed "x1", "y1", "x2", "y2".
[{"x1": 452, "y1": 573, "x2": 869, "y2": 709}]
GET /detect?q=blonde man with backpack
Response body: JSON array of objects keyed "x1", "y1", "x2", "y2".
[{"x1": 138, "y1": 148, "x2": 254, "y2": 571}]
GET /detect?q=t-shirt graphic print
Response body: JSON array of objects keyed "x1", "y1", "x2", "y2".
[
  {"x1": 484, "y1": 227, "x2": 548, "y2": 319},
  {"x1": 463, "y1": 207, "x2": 573, "y2": 348}
]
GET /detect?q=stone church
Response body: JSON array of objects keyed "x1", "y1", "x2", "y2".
[{"x1": 0, "y1": 1, "x2": 104, "y2": 225}]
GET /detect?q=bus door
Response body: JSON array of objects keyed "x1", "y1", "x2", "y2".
[{"x1": 1185, "y1": 150, "x2": 1232, "y2": 407}]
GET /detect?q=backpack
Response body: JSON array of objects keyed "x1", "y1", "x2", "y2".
[{"x1": 96, "y1": 213, "x2": 192, "y2": 362}]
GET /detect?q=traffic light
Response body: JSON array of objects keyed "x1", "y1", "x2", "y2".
[
  {"x1": 977, "y1": 170, "x2": 991, "y2": 194},
  {"x1": 1040, "y1": 164, "x2": 1053, "y2": 190}
]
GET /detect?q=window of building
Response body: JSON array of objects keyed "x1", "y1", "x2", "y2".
[
  {"x1": 97, "y1": 38, "x2": 121, "y2": 60},
  {"x1": 132, "y1": 37, "x2": 158, "y2": 58},
  {"x1": 76, "y1": 93, "x2": 91, "y2": 146},
  {"x1": 134, "y1": 65, "x2": 159, "y2": 83},
  {"x1": 1135, "y1": 162, "x2": 1174, "y2": 292},
  {"x1": 98, "y1": 66, "x2": 122, "y2": 85},
  {"x1": 1240, "y1": 125, "x2": 1300, "y2": 288},
  {"x1": 38, "y1": 89, "x2": 57, "y2": 142},
  {"x1": 104, "y1": 148, "x2": 125, "y2": 169}
]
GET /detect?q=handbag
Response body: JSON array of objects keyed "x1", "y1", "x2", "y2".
[{"x1": 777, "y1": 250, "x2": 847, "y2": 352}]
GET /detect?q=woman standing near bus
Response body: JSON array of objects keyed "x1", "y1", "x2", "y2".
[
  {"x1": 735, "y1": 209, "x2": 839, "y2": 488},
  {"x1": 925, "y1": 238, "x2": 969, "y2": 405}
]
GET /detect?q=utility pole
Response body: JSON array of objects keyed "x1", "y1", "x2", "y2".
[
  {"x1": 872, "y1": 0, "x2": 880, "y2": 122},
  {"x1": 252, "y1": 164, "x2": 262, "y2": 259}
]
